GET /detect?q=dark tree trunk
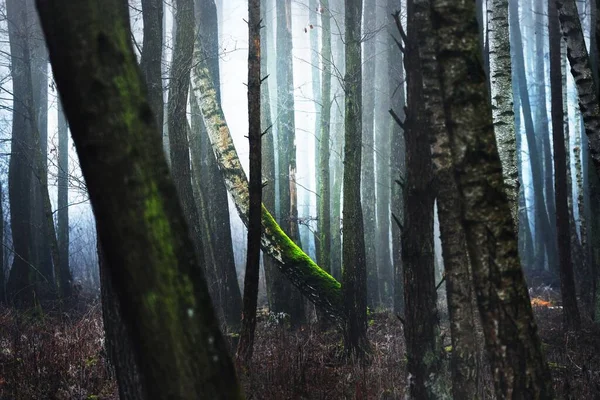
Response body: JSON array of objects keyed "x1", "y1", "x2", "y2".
[
  {"x1": 168, "y1": 0, "x2": 207, "y2": 282},
  {"x1": 430, "y1": 0, "x2": 554, "y2": 397},
  {"x1": 399, "y1": 3, "x2": 447, "y2": 397},
  {"x1": 343, "y1": 0, "x2": 369, "y2": 357},
  {"x1": 57, "y1": 100, "x2": 72, "y2": 298},
  {"x1": 36, "y1": 0, "x2": 243, "y2": 396},
  {"x1": 362, "y1": 0, "x2": 379, "y2": 309},
  {"x1": 388, "y1": 4, "x2": 405, "y2": 316},
  {"x1": 549, "y1": 0, "x2": 581, "y2": 330},
  {"x1": 275, "y1": 0, "x2": 305, "y2": 326},
  {"x1": 140, "y1": 0, "x2": 164, "y2": 130},
  {"x1": 236, "y1": 0, "x2": 262, "y2": 366},
  {"x1": 7, "y1": 0, "x2": 36, "y2": 306},
  {"x1": 194, "y1": 0, "x2": 242, "y2": 333},
  {"x1": 412, "y1": 0, "x2": 479, "y2": 397}
]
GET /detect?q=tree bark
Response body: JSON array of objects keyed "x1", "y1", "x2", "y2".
[
  {"x1": 488, "y1": 0, "x2": 518, "y2": 226},
  {"x1": 236, "y1": 0, "x2": 262, "y2": 366},
  {"x1": 194, "y1": 0, "x2": 242, "y2": 332},
  {"x1": 412, "y1": 1, "x2": 479, "y2": 397},
  {"x1": 191, "y1": 47, "x2": 346, "y2": 325},
  {"x1": 430, "y1": 0, "x2": 554, "y2": 397},
  {"x1": 140, "y1": 0, "x2": 163, "y2": 130},
  {"x1": 400, "y1": 4, "x2": 447, "y2": 397},
  {"x1": 36, "y1": 0, "x2": 243, "y2": 396}
]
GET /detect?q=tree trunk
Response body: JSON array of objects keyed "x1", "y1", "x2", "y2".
[
  {"x1": 557, "y1": 0, "x2": 600, "y2": 180},
  {"x1": 362, "y1": 0, "x2": 379, "y2": 309},
  {"x1": 7, "y1": 0, "x2": 37, "y2": 306},
  {"x1": 549, "y1": 0, "x2": 581, "y2": 331},
  {"x1": 388, "y1": 5, "x2": 405, "y2": 316},
  {"x1": 195, "y1": 0, "x2": 242, "y2": 332},
  {"x1": 488, "y1": 0, "x2": 518, "y2": 226},
  {"x1": 430, "y1": 0, "x2": 554, "y2": 397},
  {"x1": 412, "y1": 0, "x2": 479, "y2": 397},
  {"x1": 275, "y1": 0, "x2": 305, "y2": 325},
  {"x1": 140, "y1": 0, "x2": 163, "y2": 130},
  {"x1": 36, "y1": 0, "x2": 243, "y2": 396},
  {"x1": 400, "y1": 3, "x2": 447, "y2": 397},
  {"x1": 317, "y1": 0, "x2": 332, "y2": 280},
  {"x1": 236, "y1": 0, "x2": 262, "y2": 366},
  {"x1": 191, "y1": 47, "x2": 346, "y2": 325},
  {"x1": 343, "y1": 0, "x2": 369, "y2": 357}
]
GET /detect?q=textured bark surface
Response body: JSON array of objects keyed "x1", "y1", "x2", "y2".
[
  {"x1": 401, "y1": 3, "x2": 448, "y2": 398},
  {"x1": 549, "y1": 0, "x2": 581, "y2": 331},
  {"x1": 236, "y1": 0, "x2": 262, "y2": 366},
  {"x1": 191, "y1": 49, "x2": 345, "y2": 325},
  {"x1": 430, "y1": 0, "x2": 554, "y2": 398},
  {"x1": 168, "y1": 0, "x2": 208, "y2": 279},
  {"x1": 557, "y1": 0, "x2": 600, "y2": 180},
  {"x1": 342, "y1": 0, "x2": 369, "y2": 357},
  {"x1": 36, "y1": 0, "x2": 243, "y2": 397},
  {"x1": 413, "y1": 0, "x2": 479, "y2": 397},
  {"x1": 488, "y1": 0, "x2": 518, "y2": 226}
]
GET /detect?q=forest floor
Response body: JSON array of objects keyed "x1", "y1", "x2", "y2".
[{"x1": 0, "y1": 292, "x2": 599, "y2": 399}]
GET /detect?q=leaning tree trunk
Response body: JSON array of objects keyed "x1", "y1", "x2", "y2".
[
  {"x1": 57, "y1": 100, "x2": 72, "y2": 298},
  {"x1": 36, "y1": 0, "x2": 243, "y2": 397},
  {"x1": 412, "y1": 0, "x2": 479, "y2": 397},
  {"x1": 191, "y1": 45, "x2": 346, "y2": 325},
  {"x1": 430, "y1": 0, "x2": 554, "y2": 398}
]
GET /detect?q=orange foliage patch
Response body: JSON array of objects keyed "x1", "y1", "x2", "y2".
[{"x1": 531, "y1": 297, "x2": 553, "y2": 308}]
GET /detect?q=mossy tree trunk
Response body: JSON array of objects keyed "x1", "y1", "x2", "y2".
[
  {"x1": 549, "y1": 0, "x2": 581, "y2": 331},
  {"x1": 236, "y1": 0, "x2": 262, "y2": 366},
  {"x1": 430, "y1": 0, "x2": 554, "y2": 397},
  {"x1": 36, "y1": 0, "x2": 243, "y2": 397},
  {"x1": 191, "y1": 44, "x2": 346, "y2": 325}
]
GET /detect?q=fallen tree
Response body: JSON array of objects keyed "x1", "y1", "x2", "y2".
[{"x1": 190, "y1": 43, "x2": 345, "y2": 325}]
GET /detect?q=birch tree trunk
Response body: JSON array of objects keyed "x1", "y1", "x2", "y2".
[
  {"x1": 191, "y1": 44, "x2": 345, "y2": 325},
  {"x1": 488, "y1": 0, "x2": 518, "y2": 225}
]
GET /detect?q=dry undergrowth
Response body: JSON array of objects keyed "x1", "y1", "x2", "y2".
[{"x1": 0, "y1": 294, "x2": 598, "y2": 399}]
